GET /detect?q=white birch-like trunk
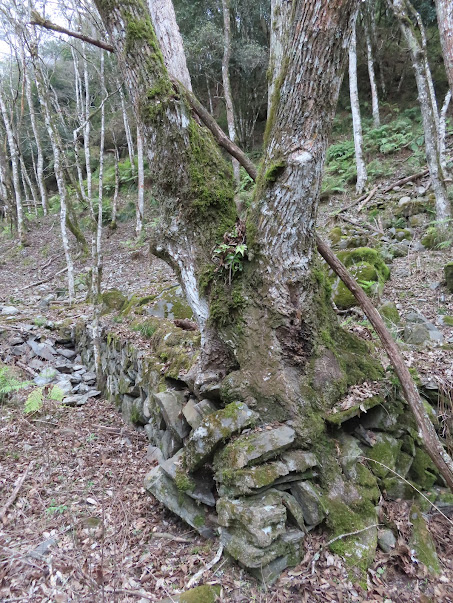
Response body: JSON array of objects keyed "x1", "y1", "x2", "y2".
[
  {"x1": 0, "y1": 86, "x2": 24, "y2": 242},
  {"x1": 221, "y1": 0, "x2": 240, "y2": 186},
  {"x1": 83, "y1": 48, "x2": 93, "y2": 219},
  {"x1": 19, "y1": 155, "x2": 39, "y2": 215},
  {"x1": 435, "y1": 0, "x2": 453, "y2": 96},
  {"x1": 111, "y1": 140, "x2": 120, "y2": 228},
  {"x1": 118, "y1": 82, "x2": 135, "y2": 175},
  {"x1": 71, "y1": 47, "x2": 88, "y2": 204},
  {"x1": 136, "y1": 125, "x2": 144, "y2": 237},
  {"x1": 439, "y1": 90, "x2": 452, "y2": 178},
  {"x1": 365, "y1": 25, "x2": 380, "y2": 127},
  {"x1": 93, "y1": 51, "x2": 105, "y2": 379},
  {"x1": 32, "y1": 55, "x2": 75, "y2": 302},
  {"x1": 268, "y1": 0, "x2": 292, "y2": 117},
  {"x1": 391, "y1": 0, "x2": 451, "y2": 221},
  {"x1": 24, "y1": 63, "x2": 48, "y2": 215},
  {"x1": 349, "y1": 23, "x2": 367, "y2": 193}
]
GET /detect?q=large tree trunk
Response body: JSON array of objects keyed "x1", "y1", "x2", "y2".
[
  {"x1": 93, "y1": 0, "x2": 367, "y2": 436},
  {"x1": 435, "y1": 0, "x2": 453, "y2": 97}
]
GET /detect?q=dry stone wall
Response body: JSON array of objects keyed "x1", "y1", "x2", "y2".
[{"x1": 69, "y1": 315, "x2": 450, "y2": 583}]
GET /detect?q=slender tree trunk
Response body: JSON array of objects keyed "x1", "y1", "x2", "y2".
[
  {"x1": 111, "y1": 139, "x2": 120, "y2": 228},
  {"x1": 118, "y1": 82, "x2": 135, "y2": 175},
  {"x1": 93, "y1": 51, "x2": 105, "y2": 380},
  {"x1": 136, "y1": 125, "x2": 144, "y2": 237},
  {"x1": 365, "y1": 23, "x2": 380, "y2": 127},
  {"x1": 0, "y1": 86, "x2": 24, "y2": 243},
  {"x1": 268, "y1": 0, "x2": 292, "y2": 118},
  {"x1": 19, "y1": 154, "x2": 39, "y2": 215},
  {"x1": 71, "y1": 46, "x2": 88, "y2": 204},
  {"x1": 221, "y1": 0, "x2": 240, "y2": 186},
  {"x1": 390, "y1": 0, "x2": 451, "y2": 222},
  {"x1": 206, "y1": 73, "x2": 214, "y2": 115},
  {"x1": 83, "y1": 48, "x2": 94, "y2": 220},
  {"x1": 31, "y1": 47, "x2": 75, "y2": 302},
  {"x1": 439, "y1": 90, "x2": 452, "y2": 178},
  {"x1": 435, "y1": 0, "x2": 453, "y2": 96},
  {"x1": 349, "y1": 22, "x2": 367, "y2": 193},
  {"x1": 24, "y1": 62, "x2": 48, "y2": 215}
]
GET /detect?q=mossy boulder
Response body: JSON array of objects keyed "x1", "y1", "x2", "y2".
[
  {"x1": 379, "y1": 301, "x2": 400, "y2": 326},
  {"x1": 329, "y1": 226, "x2": 343, "y2": 245},
  {"x1": 100, "y1": 289, "x2": 127, "y2": 314},
  {"x1": 161, "y1": 585, "x2": 221, "y2": 603},
  {"x1": 365, "y1": 433, "x2": 402, "y2": 479},
  {"x1": 408, "y1": 448, "x2": 437, "y2": 489},
  {"x1": 445, "y1": 262, "x2": 453, "y2": 293},
  {"x1": 395, "y1": 197, "x2": 432, "y2": 217},
  {"x1": 146, "y1": 285, "x2": 194, "y2": 320},
  {"x1": 331, "y1": 248, "x2": 390, "y2": 310},
  {"x1": 409, "y1": 504, "x2": 440, "y2": 575}
]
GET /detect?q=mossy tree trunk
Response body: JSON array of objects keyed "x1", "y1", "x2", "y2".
[
  {"x1": 435, "y1": 0, "x2": 453, "y2": 97},
  {"x1": 93, "y1": 0, "x2": 372, "y2": 438}
]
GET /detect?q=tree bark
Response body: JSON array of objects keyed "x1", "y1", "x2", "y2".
[
  {"x1": 436, "y1": 0, "x2": 453, "y2": 96},
  {"x1": 0, "y1": 85, "x2": 24, "y2": 243},
  {"x1": 136, "y1": 125, "x2": 144, "y2": 237},
  {"x1": 365, "y1": 23, "x2": 380, "y2": 127},
  {"x1": 221, "y1": 0, "x2": 240, "y2": 186},
  {"x1": 390, "y1": 0, "x2": 451, "y2": 222},
  {"x1": 349, "y1": 22, "x2": 368, "y2": 193},
  {"x1": 93, "y1": 0, "x2": 369, "y2": 434}
]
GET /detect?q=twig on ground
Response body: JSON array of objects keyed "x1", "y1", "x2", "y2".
[
  {"x1": 186, "y1": 542, "x2": 223, "y2": 589},
  {"x1": 151, "y1": 532, "x2": 193, "y2": 543},
  {"x1": 0, "y1": 461, "x2": 34, "y2": 523},
  {"x1": 21, "y1": 266, "x2": 68, "y2": 290}
]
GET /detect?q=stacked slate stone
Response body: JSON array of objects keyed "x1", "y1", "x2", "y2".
[{"x1": 70, "y1": 319, "x2": 450, "y2": 582}]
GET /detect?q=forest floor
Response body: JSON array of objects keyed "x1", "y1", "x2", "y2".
[{"x1": 0, "y1": 178, "x2": 453, "y2": 601}]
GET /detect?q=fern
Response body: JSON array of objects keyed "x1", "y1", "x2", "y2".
[
  {"x1": 48, "y1": 385, "x2": 65, "y2": 402},
  {"x1": 0, "y1": 366, "x2": 28, "y2": 402},
  {"x1": 25, "y1": 387, "x2": 44, "y2": 414}
]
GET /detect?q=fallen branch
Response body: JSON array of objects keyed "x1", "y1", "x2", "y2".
[
  {"x1": 186, "y1": 542, "x2": 223, "y2": 589},
  {"x1": 15, "y1": 360, "x2": 38, "y2": 377},
  {"x1": 21, "y1": 266, "x2": 68, "y2": 290},
  {"x1": 0, "y1": 462, "x2": 34, "y2": 523},
  {"x1": 151, "y1": 532, "x2": 193, "y2": 543},
  {"x1": 316, "y1": 236, "x2": 453, "y2": 491},
  {"x1": 30, "y1": 12, "x2": 114, "y2": 52}
]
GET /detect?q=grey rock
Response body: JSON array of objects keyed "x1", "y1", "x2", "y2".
[
  {"x1": 55, "y1": 362, "x2": 73, "y2": 374},
  {"x1": 27, "y1": 339, "x2": 56, "y2": 361},
  {"x1": 290, "y1": 481, "x2": 325, "y2": 526},
  {"x1": 33, "y1": 367, "x2": 58, "y2": 385},
  {"x1": 337, "y1": 433, "x2": 362, "y2": 479},
  {"x1": 182, "y1": 398, "x2": 217, "y2": 430},
  {"x1": 398, "y1": 196, "x2": 411, "y2": 205},
  {"x1": 161, "y1": 429, "x2": 183, "y2": 460},
  {"x1": 10, "y1": 336, "x2": 24, "y2": 345},
  {"x1": 154, "y1": 390, "x2": 190, "y2": 440},
  {"x1": 122, "y1": 395, "x2": 147, "y2": 425},
  {"x1": 58, "y1": 348, "x2": 76, "y2": 360},
  {"x1": 404, "y1": 323, "x2": 430, "y2": 345},
  {"x1": 220, "y1": 526, "x2": 304, "y2": 569},
  {"x1": 54, "y1": 379, "x2": 73, "y2": 395},
  {"x1": 280, "y1": 490, "x2": 306, "y2": 531},
  {"x1": 11, "y1": 343, "x2": 29, "y2": 356},
  {"x1": 82, "y1": 371, "x2": 97, "y2": 383},
  {"x1": 144, "y1": 465, "x2": 214, "y2": 539},
  {"x1": 69, "y1": 373, "x2": 82, "y2": 384},
  {"x1": 217, "y1": 491, "x2": 286, "y2": 548},
  {"x1": 214, "y1": 424, "x2": 295, "y2": 472},
  {"x1": 62, "y1": 394, "x2": 90, "y2": 407},
  {"x1": 184, "y1": 402, "x2": 258, "y2": 472},
  {"x1": 160, "y1": 450, "x2": 215, "y2": 506},
  {"x1": 390, "y1": 242, "x2": 409, "y2": 257},
  {"x1": 146, "y1": 445, "x2": 164, "y2": 464},
  {"x1": 1, "y1": 306, "x2": 19, "y2": 315}
]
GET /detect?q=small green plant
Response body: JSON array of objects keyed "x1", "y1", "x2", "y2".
[
  {"x1": 132, "y1": 322, "x2": 157, "y2": 338},
  {"x1": 46, "y1": 500, "x2": 68, "y2": 515},
  {"x1": 0, "y1": 365, "x2": 28, "y2": 403},
  {"x1": 33, "y1": 317, "x2": 47, "y2": 327},
  {"x1": 214, "y1": 243, "x2": 248, "y2": 280},
  {"x1": 24, "y1": 385, "x2": 65, "y2": 414}
]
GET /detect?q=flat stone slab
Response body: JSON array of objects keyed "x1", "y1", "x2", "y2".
[
  {"x1": 213, "y1": 424, "x2": 295, "y2": 472},
  {"x1": 220, "y1": 526, "x2": 304, "y2": 569},
  {"x1": 182, "y1": 398, "x2": 217, "y2": 430},
  {"x1": 160, "y1": 450, "x2": 215, "y2": 507},
  {"x1": 184, "y1": 402, "x2": 258, "y2": 472},
  {"x1": 144, "y1": 465, "x2": 214, "y2": 539},
  {"x1": 154, "y1": 390, "x2": 190, "y2": 440},
  {"x1": 215, "y1": 450, "x2": 317, "y2": 496},
  {"x1": 217, "y1": 491, "x2": 286, "y2": 547},
  {"x1": 290, "y1": 481, "x2": 325, "y2": 526}
]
